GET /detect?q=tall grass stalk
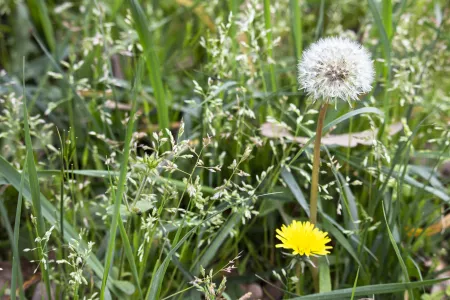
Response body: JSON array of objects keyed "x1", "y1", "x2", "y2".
[
  {"x1": 27, "y1": 0, "x2": 55, "y2": 52},
  {"x1": 10, "y1": 159, "x2": 27, "y2": 300},
  {"x1": 263, "y1": 0, "x2": 277, "y2": 92},
  {"x1": 100, "y1": 60, "x2": 143, "y2": 299},
  {"x1": 0, "y1": 201, "x2": 24, "y2": 300},
  {"x1": 368, "y1": 0, "x2": 391, "y2": 134},
  {"x1": 290, "y1": 0, "x2": 303, "y2": 60},
  {"x1": 127, "y1": 0, "x2": 170, "y2": 131},
  {"x1": 22, "y1": 61, "x2": 52, "y2": 299},
  {"x1": 382, "y1": 0, "x2": 393, "y2": 39}
]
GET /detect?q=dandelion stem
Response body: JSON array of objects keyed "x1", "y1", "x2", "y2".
[
  {"x1": 310, "y1": 102, "x2": 328, "y2": 225},
  {"x1": 309, "y1": 102, "x2": 328, "y2": 292},
  {"x1": 295, "y1": 263, "x2": 302, "y2": 295}
]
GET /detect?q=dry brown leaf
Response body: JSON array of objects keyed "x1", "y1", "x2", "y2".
[
  {"x1": 104, "y1": 100, "x2": 133, "y2": 111},
  {"x1": 77, "y1": 89, "x2": 113, "y2": 97},
  {"x1": 261, "y1": 122, "x2": 403, "y2": 148},
  {"x1": 176, "y1": 0, "x2": 216, "y2": 32},
  {"x1": 408, "y1": 213, "x2": 450, "y2": 237}
]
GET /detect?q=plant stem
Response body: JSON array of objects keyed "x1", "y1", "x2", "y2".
[
  {"x1": 295, "y1": 263, "x2": 302, "y2": 295},
  {"x1": 309, "y1": 102, "x2": 328, "y2": 292},
  {"x1": 290, "y1": 0, "x2": 303, "y2": 60},
  {"x1": 346, "y1": 109, "x2": 354, "y2": 176},
  {"x1": 310, "y1": 102, "x2": 328, "y2": 225},
  {"x1": 263, "y1": 0, "x2": 277, "y2": 92}
]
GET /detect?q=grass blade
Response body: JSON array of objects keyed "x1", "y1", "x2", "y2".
[
  {"x1": 191, "y1": 213, "x2": 241, "y2": 275},
  {"x1": 11, "y1": 158, "x2": 28, "y2": 300},
  {"x1": 127, "y1": 0, "x2": 170, "y2": 130},
  {"x1": 368, "y1": 0, "x2": 392, "y2": 132},
  {"x1": 27, "y1": 0, "x2": 56, "y2": 52},
  {"x1": 0, "y1": 202, "x2": 24, "y2": 299},
  {"x1": 118, "y1": 218, "x2": 144, "y2": 299},
  {"x1": 382, "y1": 201, "x2": 412, "y2": 298},
  {"x1": 264, "y1": 0, "x2": 277, "y2": 91},
  {"x1": 318, "y1": 257, "x2": 331, "y2": 293},
  {"x1": 367, "y1": 0, "x2": 391, "y2": 72},
  {"x1": 288, "y1": 278, "x2": 448, "y2": 299},
  {"x1": 281, "y1": 168, "x2": 310, "y2": 217},
  {"x1": 314, "y1": 0, "x2": 325, "y2": 39},
  {"x1": 350, "y1": 266, "x2": 360, "y2": 300},
  {"x1": 290, "y1": 0, "x2": 303, "y2": 60},
  {"x1": 100, "y1": 59, "x2": 143, "y2": 298},
  {"x1": 382, "y1": 0, "x2": 393, "y2": 39},
  {"x1": 322, "y1": 219, "x2": 362, "y2": 267},
  {"x1": 23, "y1": 87, "x2": 52, "y2": 299}
]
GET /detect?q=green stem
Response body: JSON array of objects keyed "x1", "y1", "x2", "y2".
[
  {"x1": 290, "y1": 0, "x2": 303, "y2": 60},
  {"x1": 263, "y1": 0, "x2": 277, "y2": 92},
  {"x1": 346, "y1": 111, "x2": 354, "y2": 176},
  {"x1": 309, "y1": 102, "x2": 328, "y2": 225},
  {"x1": 118, "y1": 217, "x2": 132, "y2": 279},
  {"x1": 295, "y1": 263, "x2": 302, "y2": 295},
  {"x1": 309, "y1": 102, "x2": 328, "y2": 292}
]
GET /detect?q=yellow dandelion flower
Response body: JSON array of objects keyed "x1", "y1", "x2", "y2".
[{"x1": 276, "y1": 220, "x2": 332, "y2": 257}]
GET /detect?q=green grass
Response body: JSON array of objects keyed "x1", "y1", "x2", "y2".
[
  {"x1": 100, "y1": 58, "x2": 143, "y2": 298},
  {"x1": 0, "y1": 1, "x2": 449, "y2": 299}
]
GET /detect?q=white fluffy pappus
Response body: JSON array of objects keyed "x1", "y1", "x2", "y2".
[{"x1": 298, "y1": 37, "x2": 375, "y2": 102}]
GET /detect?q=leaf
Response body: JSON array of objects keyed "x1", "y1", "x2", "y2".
[
  {"x1": 27, "y1": 0, "x2": 56, "y2": 52},
  {"x1": 350, "y1": 267, "x2": 360, "y2": 300},
  {"x1": 382, "y1": 202, "x2": 412, "y2": 297},
  {"x1": 280, "y1": 168, "x2": 310, "y2": 217},
  {"x1": 133, "y1": 200, "x2": 153, "y2": 214},
  {"x1": 117, "y1": 217, "x2": 143, "y2": 299},
  {"x1": 386, "y1": 169, "x2": 450, "y2": 202},
  {"x1": 368, "y1": 0, "x2": 391, "y2": 69},
  {"x1": 23, "y1": 95, "x2": 52, "y2": 297},
  {"x1": 100, "y1": 58, "x2": 143, "y2": 297},
  {"x1": 106, "y1": 204, "x2": 130, "y2": 220},
  {"x1": 261, "y1": 122, "x2": 402, "y2": 147},
  {"x1": 127, "y1": 0, "x2": 169, "y2": 129},
  {"x1": 113, "y1": 280, "x2": 135, "y2": 296},
  {"x1": 11, "y1": 157, "x2": 28, "y2": 300},
  {"x1": 322, "y1": 219, "x2": 362, "y2": 267},
  {"x1": 191, "y1": 213, "x2": 241, "y2": 275},
  {"x1": 287, "y1": 278, "x2": 449, "y2": 299},
  {"x1": 319, "y1": 258, "x2": 331, "y2": 293}
]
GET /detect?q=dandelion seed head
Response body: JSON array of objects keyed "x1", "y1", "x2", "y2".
[{"x1": 298, "y1": 37, "x2": 375, "y2": 101}]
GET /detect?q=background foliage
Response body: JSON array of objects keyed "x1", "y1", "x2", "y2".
[{"x1": 0, "y1": 0, "x2": 449, "y2": 299}]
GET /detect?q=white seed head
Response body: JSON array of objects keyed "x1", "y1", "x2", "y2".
[{"x1": 298, "y1": 37, "x2": 375, "y2": 101}]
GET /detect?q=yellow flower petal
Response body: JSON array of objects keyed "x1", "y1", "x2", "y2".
[{"x1": 275, "y1": 220, "x2": 332, "y2": 257}]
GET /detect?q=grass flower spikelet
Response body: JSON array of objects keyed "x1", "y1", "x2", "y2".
[{"x1": 276, "y1": 220, "x2": 332, "y2": 256}]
